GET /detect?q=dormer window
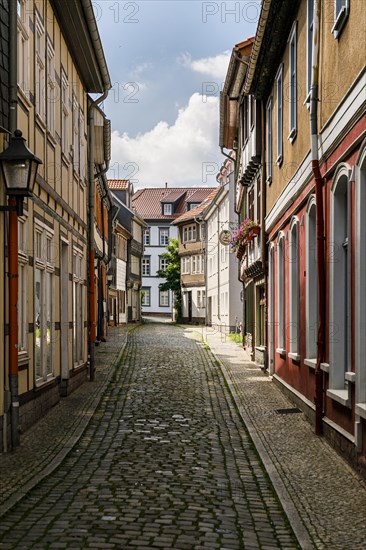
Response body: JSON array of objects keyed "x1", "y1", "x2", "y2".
[
  {"x1": 188, "y1": 203, "x2": 200, "y2": 210},
  {"x1": 163, "y1": 203, "x2": 172, "y2": 215}
]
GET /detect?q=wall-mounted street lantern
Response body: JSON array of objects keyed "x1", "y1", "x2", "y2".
[
  {"x1": 0, "y1": 129, "x2": 41, "y2": 449},
  {"x1": 0, "y1": 130, "x2": 41, "y2": 215},
  {"x1": 107, "y1": 267, "x2": 114, "y2": 285}
]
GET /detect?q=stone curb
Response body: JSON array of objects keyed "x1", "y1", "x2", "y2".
[{"x1": 0, "y1": 326, "x2": 135, "y2": 518}]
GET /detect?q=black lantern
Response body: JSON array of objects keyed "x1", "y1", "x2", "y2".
[
  {"x1": 107, "y1": 267, "x2": 114, "y2": 285},
  {"x1": 0, "y1": 130, "x2": 41, "y2": 197}
]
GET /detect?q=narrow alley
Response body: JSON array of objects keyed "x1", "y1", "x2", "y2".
[{"x1": 0, "y1": 323, "x2": 298, "y2": 549}]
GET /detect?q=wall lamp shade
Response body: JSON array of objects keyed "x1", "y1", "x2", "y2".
[
  {"x1": 0, "y1": 130, "x2": 42, "y2": 197},
  {"x1": 107, "y1": 268, "x2": 114, "y2": 282}
]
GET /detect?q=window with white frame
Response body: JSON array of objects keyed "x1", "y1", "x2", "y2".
[
  {"x1": 159, "y1": 228, "x2": 169, "y2": 246},
  {"x1": 200, "y1": 224, "x2": 205, "y2": 241},
  {"x1": 159, "y1": 256, "x2": 168, "y2": 271},
  {"x1": 18, "y1": 217, "x2": 29, "y2": 354},
  {"x1": 266, "y1": 98, "x2": 273, "y2": 182},
  {"x1": 141, "y1": 287, "x2": 151, "y2": 307},
  {"x1": 61, "y1": 70, "x2": 69, "y2": 154},
  {"x1": 288, "y1": 22, "x2": 297, "y2": 141},
  {"x1": 289, "y1": 218, "x2": 300, "y2": 358},
  {"x1": 277, "y1": 234, "x2": 285, "y2": 351},
  {"x1": 163, "y1": 203, "x2": 172, "y2": 215},
  {"x1": 306, "y1": 0, "x2": 314, "y2": 99},
  {"x1": 329, "y1": 166, "x2": 349, "y2": 392},
  {"x1": 73, "y1": 247, "x2": 84, "y2": 365},
  {"x1": 46, "y1": 39, "x2": 55, "y2": 136},
  {"x1": 188, "y1": 203, "x2": 200, "y2": 210},
  {"x1": 35, "y1": 13, "x2": 46, "y2": 120},
  {"x1": 183, "y1": 224, "x2": 197, "y2": 243},
  {"x1": 143, "y1": 228, "x2": 150, "y2": 245},
  {"x1": 17, "y1": 0, "x2": 29, "y2": 95},
  {"x1": 306, "y1": 197, "x2": 318, "y2": 361},
  {"x1": 355, "y1": 144, "x2": 366, "y2": 414},
  {"x1": 181, "y1": 256, "x2": 190, "y2": 275},
  {"x1": 197, "y1": 289, "x2": 206, "y2": 309},
  {"x1": 332, "y1": 0, "x2": 349, "y2": 38},
  {"x1": 276, "y1": 65, "x2": 283, "y2": 163},
  {"x1": 159, "y1": 289, "x2": 169, "y2": 307},
  {"x1": 142, "y1": 257, "x2": 150, "y2": 276},
  {"x1": 192, "y1": 254, "x2": 204, "y2": 274},
  {"x1": 80, "y1": 110, "x2": 86, "y2": 180},
  {"x1": 34, "y1": 224, "x2": 55, "y2": 383},
  {"x1": 72, "y1": 95, "x2": 80, "y2": 172}
]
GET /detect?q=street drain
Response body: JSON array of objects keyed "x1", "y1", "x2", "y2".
[{"x1": 275, "y1": 407, "x2": 302, "y2": 415}]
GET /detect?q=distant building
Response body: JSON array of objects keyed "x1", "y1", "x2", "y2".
[{"x1": 132, "y1": 185, "x2": 216, "y2": 316}]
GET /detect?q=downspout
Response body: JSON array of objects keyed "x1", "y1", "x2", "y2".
[
  {"x1": 6, "y1": 0, "x2": 19, "y2": 450},
  {"x1": 310, "y1": 0, "x2": 325, "y2": 436},
  {"x1": 261, "y1": 100, "x2": 268, "y2": 370}
]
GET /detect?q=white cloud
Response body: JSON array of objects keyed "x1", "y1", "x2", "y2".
[
  {"x1": 178, "y1": 51, "x2": 231, "y2": 81},
  {"x1": 109, "y1": 93, "x2": 222, "y2": 188}
]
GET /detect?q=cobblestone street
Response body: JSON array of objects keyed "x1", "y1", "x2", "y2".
[{"x1": 0, "y1": 323, "x2": 299, "y2": 549}]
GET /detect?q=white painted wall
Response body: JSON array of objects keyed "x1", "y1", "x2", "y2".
[
  {"x1": 142, "y1": 222, "x2": 177, "y2": 314},
  {"x1": 205, "y1": 174, "x2": 243, "y2": 332}
]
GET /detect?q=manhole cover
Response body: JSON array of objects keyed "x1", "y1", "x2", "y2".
[{"x1": 275, "y1": 407, "x2": 302, "y2": 415}]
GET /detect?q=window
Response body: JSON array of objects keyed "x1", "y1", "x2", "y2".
[
  {"x1": 188, "y1": 203, "x2": 200, "y2": 210},
  {"x1": 159, "y1": 228, "x2": 169, "y2": 246},
  {"x1": 183, "y1": 224, "x2": 197, "y2": 243},
  {"x1": 200, "y1": 224, "x2": 206, "y2": 241},
  {"x1": 73, "y1": 248, "x2": 84, "y2": 365},
  {"x1": 17, "y1": 0, "x2": 29, "y2": 95},
  {"x1": 34, "y1": 224, "x2": 55, "y2": 383},
  {"x1": 159, "y1": 289, "x2": 169, "y2": 307},
  {"x1": 143, "y1": 228, "x2": 150, "y2": 246},
  {"x1": 61, "y1": 70, "x2": 69, "y2": 154},
  {"x1": 277, "y1": 234, "x2": 285, "y2": 351},
  {"x1": 18, "y1": 218, "x2": 29, "y2": 354},
  {"x1": 35, "y1": 13, "x2": 45, "y2": 120},
  {"x1": 163, "y1": 203, "x2": 172, "y2": 215},
  {"x1": 72, "y1": 96, "x2": 80, "y2": 172},
  {"x1": 307, "y1": 0, "x2": 314, "y2": 99},
  {"x1": 197, "y1": 290, "x2": 206, "y2": 309},
  {"x1": 355, "y1": 144, "x2": 366, "y2": 416},
  {"x1": 306, "y1": 197, "x2": 318, "y2": 361},
  {"x1": 266, "y1": 98, "x2": 272, "y2": 183},
  {"x1": 80, "y1": 110, "x2": 86, "y2": 180},
  {"x1": 289, "y1": 218, "x2": 300, "y2": 359},
  {"x1": 46, "y1": 40, "x2": 55, "y2": 136},
  {"x1": 329, "y1": 165, "x2": 349, "y2": 393},
  {"x1": 142, "y1": 257, "x2": 150, "y2": 276},
  {"x1": 332, "y1": 0, "x2": 349, "y2": 38},
  {"x1": 192, "y1": 255, "x2": 204, "y2": 274},
  {"x1": 288, "y1": 23, "x2": 297, "y2": 141},
  {"x1": 141, "y1": 288, "x2": 151, "y2": 307},
  {"x1": 159, "y1": 256, "x2": 168, "y2": 271},
  {"x1": 181, "y1": 256, "x2": 190, "y2": 275},
  {"x1": 276, "y1": 65, "x2": 283, "y2": 163}
]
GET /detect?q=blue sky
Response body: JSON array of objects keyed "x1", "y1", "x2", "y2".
[{"x1": 95, "y1": 1, "x2": 259, "y2": 188}]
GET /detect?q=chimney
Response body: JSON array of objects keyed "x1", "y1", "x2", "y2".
[{"x1": 165, "y1": 182, "x2": 168, "y2": 189}]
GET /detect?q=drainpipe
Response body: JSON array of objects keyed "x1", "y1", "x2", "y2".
[
  {"x1": 261, "y1": 100, "x2": 268, "y2": 370},
  {"x1": 310, "y1": 0, "x2": 325, "y2": 435}
]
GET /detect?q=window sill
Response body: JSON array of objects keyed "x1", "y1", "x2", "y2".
[
  {"x1": 35, "y1": 113, "x2": 47, "y2": 133},
  {"x1": 345, "y1": 371, "x2": 356, "y2": 383},
  {"x1": 276, "y1": 347, "x2": 286, "y2": 357},
  {"x1": 303, "y1": 92, "x2": 311, "y2": 110},
  {"x1": 320, "y1": 362, "x2": 330, "y2": 373},
  {"x1": 304, "y1": 358, "x2": 316, "y2": 369},
  {"x1": 288, "y1": 128, "x2": 297, "y2": 144},
  {"x1": 47, "y1": 131, "x2": 57, "y2": 148},
  {"x1": 331, "y1": 7, "x2": 349, "y2": 39},
  {"x1": 288, "y1": 352, "x2": 300, "y2": 362},
  {"x1": 18, "y1": 352, "x2": 29, "y2": 367},
  {"x1": 35, "y1": 376, "x2": 57, "y2": 390},
  {"x1": 266, "y1": 176, "x2": 272, "y2": 186},
  {"x1": 355, "y1": 403, "x2": 366, "y2": 420},
  {"x1": 326, "y1": 388, "x2": 350, "y2": 407},
  {"x1": 276, "y1": 154, "x2": 283, "y2": 167},
  {"x1": 17, "y1": 86, "x2": 32, "y2": 110}
]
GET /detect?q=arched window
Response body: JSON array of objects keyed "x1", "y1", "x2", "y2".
[
  {"x1": 306, "y1": 197, "x2": 318, "y2": 362},
  {"x1": 289, "y1": 218, "x2": 300, "y2": 358},
  {"x1": 329, "y1": 164, "x2": 350, "y2": 395},
  {"x1": 355, "y1": 142, "x2": 366, "y2": 421},
  {"x1": 277, "y1": 233, "x2": 286, "y2": 352}
]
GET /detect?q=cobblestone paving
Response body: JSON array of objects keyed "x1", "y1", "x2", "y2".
[{"x1": 0, "y1": 324, "x2": 299, "y2": 549}]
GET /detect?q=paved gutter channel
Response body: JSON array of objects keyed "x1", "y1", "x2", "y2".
[{"x1": 0, "y1": 324, "x2": 136, "y2": 518}]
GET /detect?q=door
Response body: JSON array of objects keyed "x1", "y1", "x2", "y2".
[{"x1": 188, "y1": 291, "x2": 192, "y2": 322}]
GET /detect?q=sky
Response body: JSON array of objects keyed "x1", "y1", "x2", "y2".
[{"x1": 95, "y1": 1, "x2": 260, "y2": 189}]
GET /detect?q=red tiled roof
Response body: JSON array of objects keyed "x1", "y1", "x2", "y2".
[
  {"x1": 132, "y1": 187, "x2": 217, "y2": 220},
  {"x1": 172, "y1": 188, "x2": 221, "y2": 225},
  {"x1": 108, "y1": 179, "x2": 130, "y2": 190}
]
